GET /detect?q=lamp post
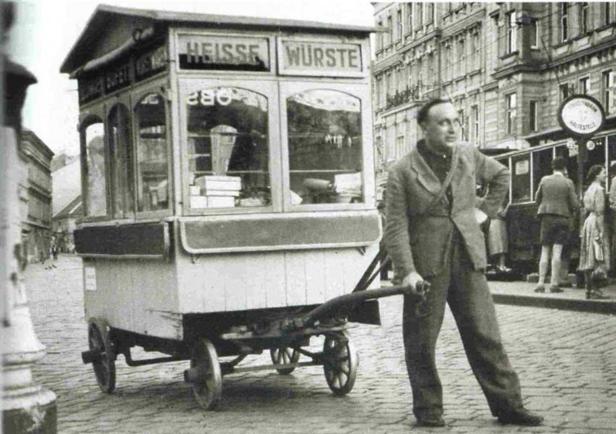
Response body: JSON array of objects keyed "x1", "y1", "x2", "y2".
[{"x1": 1, "y1": 2, "x2": 57, "y2": 432}]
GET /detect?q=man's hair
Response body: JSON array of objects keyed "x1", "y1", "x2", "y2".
[
  {"x1": 551, "y1": 157, "x2": 567, "y2": 172},
  {"x1": 417, "y1": 98, "x2": 451, "y2": 125}
]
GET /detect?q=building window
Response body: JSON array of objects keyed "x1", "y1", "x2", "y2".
[
  {"x1": 507, "y1": 11, "x2": 518, "y2": 53},
  {"x1": 560, "y1": 3, "x2": 569, "y2": 42},
  {"x1": 580, "y1": 3, "x2": 589, "y2": 34},
  {"x1": 604, "y1": 70, "x2": 615, "y2": 114},
  {"x1": 416, "y1": 3, "x2": 423, "y2": 29},
  {"x1": 397, "y1": 10, "x2": 403, "y2": 41},
  {"x1": 471, "y1": 31, "x2": 481, "y2": 70},
  {"x1": 377, "y1": 20, "x2": 383, "y2": 50},
  {"x1": 458, "y1": 37, "x2": 466, "y2": 76},
  {"x1": 604, "y1": 2, "x2": 612, "y2": 26},
  {"x1": 530, "y1": 18, "x2": 539, "y2": 49},
  {"x1": 407, "y1": 4, "x2": 413, "y2": 34},
  {"x1": 426, "y1": 3, "x2": 434, "y2": 26},
  {"x1": 387, "y1": 15, "x2": 393, "y2": 46},
  {"x1": 529, "y1": 100, "x2": 538, "y2": 132},
  {"x1": 458, "y1": 109, "x2": 466, "y2": 141},
  {"x1": 506, "y1": 93, "x2": 517, "y2": 135},
  {"x1": 471, "y1": 104, "x2": 479, "y2": 144},
  {"x1": 559, "y1": 83, "x2": 570, "y2": 101},
  {"x1": 579, "y1": 76, "x2": 590, "y2": 95}
]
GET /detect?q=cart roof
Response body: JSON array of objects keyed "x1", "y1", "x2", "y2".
[{"x1": 60, "y1": 4, "x2": 375, "y2": 74}]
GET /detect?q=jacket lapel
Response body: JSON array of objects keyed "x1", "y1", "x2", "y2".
[{"x1": 409, "y1": 147, "x2": 441, "y2": 195}]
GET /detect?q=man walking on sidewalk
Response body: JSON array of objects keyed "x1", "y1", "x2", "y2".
[
  {"x1": 384, "y1": 98, "x2": 543, "y2": 428},
  {"x1": 534, "y1": 157, "x2": 579, "y2": 293}
]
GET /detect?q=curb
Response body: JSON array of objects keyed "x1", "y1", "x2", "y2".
[{"x1": 492, "y1": 292, "x2": 616, "y2": 315}]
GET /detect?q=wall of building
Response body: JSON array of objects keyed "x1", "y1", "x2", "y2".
[{"x1": 373, "y1": 2, "x2": 616, "y2": 169}]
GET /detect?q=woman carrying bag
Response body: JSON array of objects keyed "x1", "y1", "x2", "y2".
[{"x1": 578, "y1": 165, "x2": 611, "y2": 299}]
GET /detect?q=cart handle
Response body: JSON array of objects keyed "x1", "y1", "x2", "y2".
[{"x1": 302, "y1": 284, "x2": 424, "y2": 328}]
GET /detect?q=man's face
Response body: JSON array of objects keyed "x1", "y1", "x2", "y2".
[{"x1": 420, "y1": 102, "x2": 460, "y2": 151}]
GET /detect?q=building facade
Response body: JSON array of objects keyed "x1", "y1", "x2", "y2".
[
  {"x1": 373, "y1": 2, "x2": 616, "y2": 170},
  {"x1": 20, "y1": 129, "x2": 54, "y2": 262}
]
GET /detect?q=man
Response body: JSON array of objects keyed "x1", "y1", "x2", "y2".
[
  {"x1": 384, "y1": 99, "x2": 543, "y2": 428},
  {"x1": 534, "y1": 157, "x2": 579, "y2": 293}
]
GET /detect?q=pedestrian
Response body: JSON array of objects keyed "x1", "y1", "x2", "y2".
[
  {"x1": 578, "y1": 165, "x2": 610, "y2": 300},
  {"x1": 488, "y1": 197, "x2": 511, "y2": 273},
  {"x1": 533, "y1": 157, "x2": 579, "y2": 293},
  {"x1": 384, "y1": 98, "x2": 543, "y2": 428}
]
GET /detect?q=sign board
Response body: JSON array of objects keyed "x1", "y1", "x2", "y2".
[
  {"x1": 136, "y1": 45, "x2": 168, "y2": 81},
  {"x1": 84, "y1": 266, "x2": 97, "y2": 291},
  {"x1": 177, "y1": 34, "x2": 270, "y2": 71},
  {"x1": 278, "y1": 39, "x2": 363, "y2": 77},
  {"x1": 558, "y1": 95, "x2": 605, "y2": 138}
]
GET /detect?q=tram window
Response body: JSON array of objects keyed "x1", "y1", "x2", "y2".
[
  {"x1": 608, "y1": 136, "x2": 616, "y2": 189},
  {"x1": 135, "y1": 94, "x2": 169, "y2": 212},
  {"x1": 108, "y1": 104, "x2": 134, "y2": 218},
  {"x1": 511, "y1": 155, "x2": 531, "y2": 203},
  {"x1": 186, "y1": 87, "x2": 270, "y2": 209},
  {"x1": 532, "y1": 148, "x2": 553, "y2": 195},
  {"x1": 286, "y1": 90, "x2": 363, "y2": 205},
  {"x1": 80, "y1": 119, "x2": 107, "y2": 217}
]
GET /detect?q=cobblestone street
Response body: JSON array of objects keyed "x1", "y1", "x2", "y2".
[{"x1": 26, "y1": 255, "x2": 616, "y2": 433}]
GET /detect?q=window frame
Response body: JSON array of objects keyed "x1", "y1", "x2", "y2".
[
  {"x1": 106, "y1": 101, "x2": 136, "y2": 221},
  {"x1": 506, "y1": 10, "x2": 518, "y2": 54},
  {"x1": 530, "y1": 18, "x2": 540, "y2": 49},
  {"x1": 560, "y1": 2, "x2": 569, "y2": 43},
  {"x1": 603, "y1": 70, "x2": 615, "y2": 115},
  {"x1": 178, "y1": 77, "x2": 281, "y2": 215},
  {"x1": 579, "y1": 76, "x2": 590, "y2": 95},
  {"x1": 78, "y1": 111, "x2": 109, "y2": 222},
  {"x1": 279, "y1": 80, "x2": 375, "y2": 212},
  {"x1": 506, "y1": 92, "x2": 517, "y2": 135},
  {"x1": 580, "y1": 2, "x2": 589, "y2": 35},
  {"x1": 529, "y1": 100, "x2": 539, "y2": 132},
  {"x1": 132, "y1": 85, "x2": 174, "y2": 219}
]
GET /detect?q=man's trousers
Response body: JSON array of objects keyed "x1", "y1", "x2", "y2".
[{"x1": 402, "y1": 231, "x2": 524, "y2": 419}]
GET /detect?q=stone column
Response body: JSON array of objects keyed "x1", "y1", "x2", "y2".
[{"x1": 1, "y1": 2, "x2": 57, "y2": 432}]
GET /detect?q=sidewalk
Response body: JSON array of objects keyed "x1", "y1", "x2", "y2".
[{"x1": 488, "y1": 278, "x2": 616, "y2": 315}]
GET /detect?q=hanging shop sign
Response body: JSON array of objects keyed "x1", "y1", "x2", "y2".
[
  {"x1": 135, "y1": 45, "x2": 168, "y2": 81},
  {"x1": 278, "y1": 39, "x2": 364, "y2": 77},
  {"x1": 105, "y1": 62, "x2": 131, "y2": 93},
  {"x1": 177, "y1": 34, "x2": 270, "y2": 71},
  {"x1": 558, "y1": 95, "x2": 605, "y2": 138}
]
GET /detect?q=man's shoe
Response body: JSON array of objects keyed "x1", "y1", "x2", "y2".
[
  {"x1": 415, "y1": 415, "x2": 446, "y2": 427},
  {"x1": 549, "y1": 285, "x2": 563, "y2": 293},
  {"x1": 533, "y1": 285, "x2": 545, "y2": 293},
  {"x1": 497, "y1": 408, "x2": 543, "y2": 426}
]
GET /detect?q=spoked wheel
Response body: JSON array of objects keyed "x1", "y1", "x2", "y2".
[
  {"x1": 322, "y1": 331, "x2": 358, "y2": 396},
  {"x1": 270, "y1": 346, "x2": 300, "y2": 375},
  {"x1": 189, "y1": 339, "x2": 222, "y2": 410},
  {"x1": 88, "y1": 321, "x2": 116, "y2": 393}
]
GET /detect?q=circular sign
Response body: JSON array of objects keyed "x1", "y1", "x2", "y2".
[
  {"x1": 586, "y1": 140, "x2": 595, "y2": 151},
  {"x1": 558, "y1": 95, "x2": 605, "y2": 138}
]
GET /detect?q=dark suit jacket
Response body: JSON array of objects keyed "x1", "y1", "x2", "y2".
[
  {"x1": 535, "y1": 172, "x2": 579, "y2": 218},
  {"x1": 384, "y1": 142, "x2": 509, "y2": 279}
]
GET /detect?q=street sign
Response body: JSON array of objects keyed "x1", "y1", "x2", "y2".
[{"x1": 558, "y1": 94, "x2": 605, "y2": 138}]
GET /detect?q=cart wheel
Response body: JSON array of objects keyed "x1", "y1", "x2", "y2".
[
  {"x1": 270, "y1": 346, "x2": 300, "y2": 375},
  {"x1": 189, "y1": 339, "x2": 222, "y2": 410},
  {"x1": 88, "y1": 321, "x2": 116, "y2": 393},
  {"x1": 322, "y1": 332, "x2": 358, "y2": 396}
]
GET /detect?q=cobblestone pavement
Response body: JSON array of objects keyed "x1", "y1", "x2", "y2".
[{"x1": 26, "y1": 255, "x2": 616, "y2": 433}]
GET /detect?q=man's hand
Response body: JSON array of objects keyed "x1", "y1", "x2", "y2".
[{"x1": 402, "y1": 271, "x2": 426, "y2": 295}]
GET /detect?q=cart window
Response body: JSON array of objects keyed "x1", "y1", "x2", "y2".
[
  {"x1": 135, "y1": 94, "x2": 169, "y2": 212},
  {"x1": 511, "y1": 154, "x2": 531, "y2": 203},
  {"x1": 286, "y1": 90, "x2": 363, "y2": 205},
  {"x1": 532, "y1": 148, "x2": 553, "y2": 196},
  {"x1": 108, "y1": 104, "x2": 134, "y2": 217},
  {"x1": 186, "y1": 87, "x2": 270, "y2": 209},
  {"x1": 80, "y1": 118, "x2": 107, "y2": 217}
]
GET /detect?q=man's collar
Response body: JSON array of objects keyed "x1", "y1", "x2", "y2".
[
  {"x1": 417, "y1": 139, "x2": 452, "y2": 158},
  {"x1": 553, "y1": 171, "x2": 565, "y2": 177}
]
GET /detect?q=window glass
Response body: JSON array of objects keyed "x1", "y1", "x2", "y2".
[
  {"x1": 135, "y1": 93, "x2": 169, "y2": 212},
  {"x1": 107, "y1": 104, "x2": 134, "y2": 218},
  {"x1": 81, "y1": 120, "x2": 107, "y2": 216},
  {"x1": 511, "y1": 154, "x2": 531, "y2": 203},
  {"x1": 532, "y1": 148, "x2": 553, "y2": 195},
  {"x1": 608, "y1": 135, "x2": 616, "y2": 191},
  {"x1": 186, "y1": 87, "x2": 270, "y2": 209},
  {"x1": 287, "y1": 90, "x2": 363, "y2": 205}
]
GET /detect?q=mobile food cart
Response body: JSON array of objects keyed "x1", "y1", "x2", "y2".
[{"x1": 61, "y1": 4, "x2": 408, "y2": 409}]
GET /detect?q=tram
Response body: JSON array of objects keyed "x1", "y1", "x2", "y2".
[
  {"x1": 60, "y1": 5, "x2": 407, "y2": 409},
  {"x1": 491, "y1": 131, "x2": 616, "y2": 273}
]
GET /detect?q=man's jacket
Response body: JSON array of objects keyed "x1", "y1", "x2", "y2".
[
  {"x1": 384, "y1": 142, "x2": 509, "y2": 279},
  {"x1": 535, "y1": 173, "x2": 579, "y2": 218}
]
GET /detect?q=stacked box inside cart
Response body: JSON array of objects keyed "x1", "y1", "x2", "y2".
[{"x1": 61, "y1": 4, "x2": 392, "y2": 409}]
